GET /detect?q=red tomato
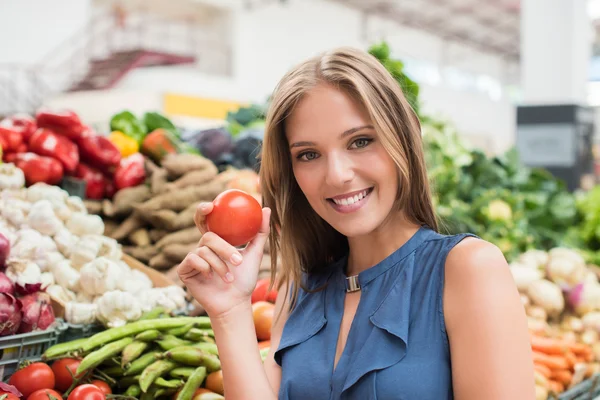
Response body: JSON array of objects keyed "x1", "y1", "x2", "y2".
[
  {"x1": 67, "y1": 385, "x2": 105, "y2": 400},
  {"x1": 8, "y1": 362, "x2": 55, "y2": 398},
  {"x1": 206, "y1": 189, "x2": 263, "y2": 247},
  {"x1": 27, "y1": 389, "x2": 62, "y2": 400},
  {"x1": 0, "y1": 392, "x2": 19, "y2": 400},
  {"x1": 51, "y1": 358, "x2": 82, "y2": 392},
  {"x1": 252, "y1": 278, "x2": 278, "y2": 304},
  {"x1": 90, "y1": 380, "x2": 112, "y2": 395},
  {"x1": 252, "y1": 301, "x2": 275, "y2": 341}
]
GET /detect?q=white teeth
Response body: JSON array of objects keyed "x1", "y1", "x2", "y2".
[{"x1": 332, "y1": 189, "x2": 369, "y2": 206}]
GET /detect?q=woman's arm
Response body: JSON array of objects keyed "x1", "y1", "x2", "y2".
[
  {"x1": 444, "y1": 238, "x2": 535, "y2": 400},
  {"x1": 211, "y1": 280, "x2": 290, "y2": 400}
]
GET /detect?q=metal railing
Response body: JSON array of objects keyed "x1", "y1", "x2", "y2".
[{"x1": 0, "y1": 7, "x2": 232, "y2": 116}]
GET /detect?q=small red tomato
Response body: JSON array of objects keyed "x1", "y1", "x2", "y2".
[
  {"x1": 27, "y1": 389, "x2": 62, "y2": 400},
  {"x1": 8, "y1": 362, "x2": 55, "y2": 398},
  {"x1": 51, "y1": 358, "x2": 82, "y2": 392},
  {"x1": 67, "y1": 385, "x2": 105, "y2": 400},
  {"x1": 206, "y1": 189, "x2": 263, "y2": 247},
  {"x1": 0, "y1": 392, "x2": 19, "y2": 400},
  {"x1": 90, "y1": 380, "x2": 112, "y2": 395},
  {"x1": 252, "y1": 278, "x2": 278, "y2": 304}
]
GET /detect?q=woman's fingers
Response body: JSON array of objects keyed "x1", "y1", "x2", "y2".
[
  {"x1": 245, "y1": 207, "x2": 271, "y2": 257},
  {"x1": 195, "y1": 245, "x2": 233, "y2": 283},
  {"x1": 194, "y1": 202, "x2": 214, "y2": 234},
  {"x1": 177, "y1": 252, "x2": 211, "y2": 281},
  {"x1": 200, "y1": 231, "x2": 244, "y2": 267}
]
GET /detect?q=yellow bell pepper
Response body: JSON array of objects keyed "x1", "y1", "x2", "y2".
[{"x1": 109, "y1": 131, "x2": 139, "y2": 157}]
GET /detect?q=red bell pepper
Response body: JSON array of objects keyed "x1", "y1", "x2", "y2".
[
  {"x1": 0, "y1": 136, "x2": 7, "y2": 153},
  {"x1": 78, "y1": 134, "x2": 122, "y2": 173},
  {"x1": 11, "y1": 153, "x2": 64, "y2": 186},
  {"x1": 35, "y1": 109, "x2": 85, "y2": 141},
  {"x1": 0, "y1": 127, "x2": 23, "y2": 152},
  {"x1": 114, "y1": 153, "x2": 146, "y2": 190},
  {"x1": 74, "y1": 164, "x2": 106, "y2": 200},
  {"x1": 104, "y1": 178, "x2": 116, "y2": 199},
  {"x1": 28, "y1": 128, "x2": 79, "y2": 173},
  {"x1": 0, "y1": 114, "x2": 37, "y2": 143}
]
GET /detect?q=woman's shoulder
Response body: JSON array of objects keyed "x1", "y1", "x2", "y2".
[{"x1": 443, "y1": 236, "x2": 513, "y2": 303}]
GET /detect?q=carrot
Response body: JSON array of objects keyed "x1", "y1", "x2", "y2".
[
  {"x1": 565, "y1": 351, "x2": 577, "y2": 369},
  {"x1": 576, "y1": 355, "x2": 587, "y2": 364},
  {"x1": 564, "y1": 341, "x2": 590, "y2": 356},
  {"x1": 547, "y1": 379, "x2": 564, "y2": 393},
  {"x1": 534, "y1": 363, "x2": 552, "y2": 378},
  {"x1": 550, "y1": 369, "x2": 573, "y2": 386},
  {"x1": 533, "y1": 351, "x2": 570, "y2": 370},
  {"x1": 531, "y1": 335, "x2": 566, "y2": 355}
]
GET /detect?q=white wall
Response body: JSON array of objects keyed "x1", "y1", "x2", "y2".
[
  {"x1": 115, "y1": 0, "x2": 516, "y2": 152},
  {"x1": 0, "y1": 0, "x2": 91, "y2": 64},
  {"x1": 2, "y1": 0, "x2": 516, "y2": 152}
]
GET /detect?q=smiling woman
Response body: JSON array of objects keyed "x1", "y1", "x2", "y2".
[{"x1": 178, "y1": 47, "x2": 536, "y2": 400}]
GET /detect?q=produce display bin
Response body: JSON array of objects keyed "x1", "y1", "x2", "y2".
[
  {"x1": 551, "y1": 374, "x2": 600, "y2": 399},
  {"x1": 0, "y1": 319, "x2": 66, "y2": 381},
  {"x1": 58, "y1": 322, "x2": 105, "y2": 344}
]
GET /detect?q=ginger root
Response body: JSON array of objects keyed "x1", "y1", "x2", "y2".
[
  {"x1": 162, "y1": 153, "x2": 214, "y2": 179},
  {"x1": 163, "y1": 242, "x2": 197, "y2": 263},
  {"x1": 149, "y1": 253, "x2": 174, "y2": 270},
  {"x1": 129, "y1": 229, "x2": 151, "y2": 247},
  {"x1": 110, "y1": 214, "x2": 146, "y2": 241},
  {"x1": 156, "y1": 227, "x2": 201, "y2": 249},
  {"x1": 136, "y1": 180, "x2": 225, "y2": 213},
  {"x1": 122, "y1": 246, "x2": 159, "y2": 264},
  {"x1": 103, "y1": 186, "x2": 152, "y2": 218}
]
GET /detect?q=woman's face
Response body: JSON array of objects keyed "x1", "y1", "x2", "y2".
[{"x1": 286, "y1": 83, "x2": 400, "y2": 238}]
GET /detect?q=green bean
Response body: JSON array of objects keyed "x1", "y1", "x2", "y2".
[
  {"x1": 121, "y1": 341, "x2": 149, "y2": 367},
  {"x1": 164, "y1": 347, "x2": 221, "y2": 372},
  {"x1": 175, "y1": 366, "x2": 207, "y2": 400},
  {"x1": 155, "y1": 377, "x2": 184, "y2": 388},
  {"x1": 135, "y1": 329, "x2": 162, "y2": 342},
  {"x1": 140, "y1": 385, "x2": 158, "y2": 400},
  {"x1": 155, "y1": 387, "x2": 178, "y2": 397},
  {"x1": 184, "y1": 328, "x2": 215, "y2": 342},
  {"x1": 139, "y1": 360, "x2": 178, "y2": 392},
  {"x1": 157, "y1": 335, "x2": 193, "y2": 351},
  {"x1": 190, "y1": 342, "x2": 219, "y2": 356},
  {"x1": 42, "y1": 337, "x2": 88, "y2": 360},
  {"x1": 139, "y1": 306, "x2": 167, "y2": 320},
  {"x1": 124, "y1": 385, "x2": 141, "y2": 397},
  {"x1": 169, "y1": 367, "x2": 195, "y2": 379},
  {"x1": 77, "y1": 337, "x2": 133, "y2": 374},
  {"x1": 118, "y1": 374, "x2": 141, "y2": 387},
  {"x1": 124, "y1": 352, "x2": 158, "y2": 376},
  {"x1": 166, "y1": 322, "x2": 196, "y2": 337},
  {"x1": 81, "y1": 317, "x2": 205, "y2": 352},
  {"x1": 103, "y1": 365, "x2": 125, "y2": 376}
]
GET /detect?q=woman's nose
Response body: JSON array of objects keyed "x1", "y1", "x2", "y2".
[{"x1": 325, "y1": 152, "x2": 354, "y2": 187}]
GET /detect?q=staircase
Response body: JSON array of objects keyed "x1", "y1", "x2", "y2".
[
  {"x1": 69, "y1": 50, "x2": 196, "y2": 92},
  {"x1": 0, "y1": 4, "x2": 232, "y2": 116}
]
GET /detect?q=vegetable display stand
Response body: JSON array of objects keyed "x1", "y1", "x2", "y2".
[
  {"x1": 57, "y1": 322, "x2": 104, "y2": 344},
  {"x1": 552, "y1": 374, "x2": 600, "y2": 399},
  {"x1": 0, "y1": 319, "x2": 66, "y2": 381}
]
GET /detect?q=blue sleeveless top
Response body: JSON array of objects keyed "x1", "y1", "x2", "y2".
[{"x1": 274, "y1": 226, "x2": 477, "y2": 400}]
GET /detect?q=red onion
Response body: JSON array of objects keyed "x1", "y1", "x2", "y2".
[
  {"x1": 0, "y1": 272, "x2": 14, "y2": 295},
  {"x1": 15, "y1": 282, "x2": 42, "y2": 296},
  {"x1": 18, "y1": 292, "x2": 55, "y2": 333},
  {"x1": 0, "y1": 293, "x2": 21, "y2": 336},
  {"x1": 0, "y1": 383, "x2": 22, "y2": 397},
  {"x1": 0, "y1": 233, "x2": 9, "y2": 269}
]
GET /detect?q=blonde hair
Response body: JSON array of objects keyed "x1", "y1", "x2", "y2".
[{"x1": 259, "y1": 47, "x2": 437, "y2": 311}]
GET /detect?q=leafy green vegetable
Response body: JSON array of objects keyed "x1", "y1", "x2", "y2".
[
  {"x1": 368, "y1": 41, "x2": 420, "y2": 117},
  {"x1": 143, "y1": 112, "x2": 180, "y2": 138},
  {"x1": 110, "y1": 111, "x2": 147, "y2": 145}
]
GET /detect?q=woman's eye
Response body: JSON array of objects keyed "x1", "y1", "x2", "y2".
[
  {"x1": 298, "y1": 151, "x2": 319, "y2": 161},
  {"x1": 351, "y1": 138, "x2": 372, "y2": 149}
]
